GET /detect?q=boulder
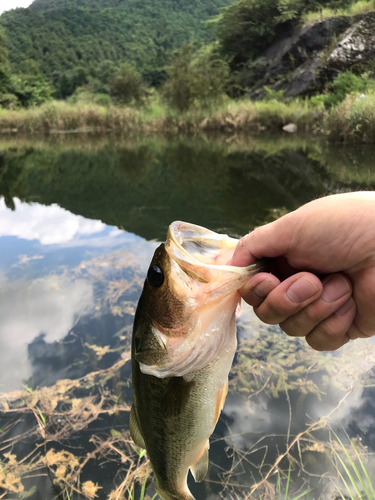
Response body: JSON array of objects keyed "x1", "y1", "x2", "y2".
[
  {"x1": 326, "y1": 13, "x2": 375, "y2": 70},
  {"x1": 248, "y1": 12, "x2": 375, "y2": 100},
  {"x1": 282, "y1": 123, "x2": 297, "y2": 133}
]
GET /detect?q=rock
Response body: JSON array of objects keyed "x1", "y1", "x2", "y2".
[
  {"x1": 326, "y1": 13, "x2": 375, "y2": 70},
  {"x1": 282, "y1": 123, "x2": 297, "y2": 133},
  {"x1": 248, "y1": 12, "x2": 375, "y2": 100}
]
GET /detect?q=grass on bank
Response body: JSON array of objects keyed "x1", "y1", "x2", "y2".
[
  {"x1": 303, "y1": 0, "x2": 375, "y2": 23},
  {"x1": 327, "y1": 89, "x2": 375, "y2": 143},
  {"x1": 0, "y1": 97, "x2": 318, "y2": 134},
  {"x1": 1, "y1": 90, "x2": 375, "y2": 143}
]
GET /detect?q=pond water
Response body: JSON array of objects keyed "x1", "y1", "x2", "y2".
[{"x1": 1, "y1": 134, "x2": 375, "y2": 500}]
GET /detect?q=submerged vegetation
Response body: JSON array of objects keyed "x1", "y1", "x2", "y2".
[{"x1": 1, "y1": 273, "x2": 375, "y2": 499}]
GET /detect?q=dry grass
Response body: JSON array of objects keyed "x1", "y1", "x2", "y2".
[
  {"x1": 0, "y1": 101, "x2": 143, "y2": 134},
  {"x1": 0, "y1": 98, "x2": 319, "y2": 136}
]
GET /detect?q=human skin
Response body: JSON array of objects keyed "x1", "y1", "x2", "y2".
[{"x1": 230, "y1": 192, "x2": 375, "y2": 351}]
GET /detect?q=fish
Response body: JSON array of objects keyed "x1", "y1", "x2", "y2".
[{"x1": 130, "y1": 221, "x2": 261, "y2": 500}]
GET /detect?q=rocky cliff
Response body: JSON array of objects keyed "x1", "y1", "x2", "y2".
[{"x1": 248, "y1": 12, "x2": 375, "y2": 99}]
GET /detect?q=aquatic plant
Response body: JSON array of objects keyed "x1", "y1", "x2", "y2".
[{"x1": 330, "y1": 430, "x2": 375, "y2": 499}]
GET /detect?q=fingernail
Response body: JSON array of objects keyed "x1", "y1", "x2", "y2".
[
  {"x1": 335, "y1": 298, "x2": 355, "y2": 316},
  {"x1": 253, "y1": 280, "x2": 276, "y2": 298},
  {"x1": 321, "y1": 275, "x2": 351, "y2": 303},
  {"x1": 286, "y1": 277, "x2": 319, "y2": 303}
]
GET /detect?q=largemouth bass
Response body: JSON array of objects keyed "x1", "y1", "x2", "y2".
[{"x1": 131, "y1": 221, "x2": 260, "y2": 500}]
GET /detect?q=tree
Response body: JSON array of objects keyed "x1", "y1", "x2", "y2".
[
  {"x1": 162, "y1": 43, "x2": 230, "y2": 112},
  {"x1": 110, "y1": 62, "x2": 147, "y2": 106},
  {"x1": 0, "y1": 29, "x2": 13, "y2": 95}
]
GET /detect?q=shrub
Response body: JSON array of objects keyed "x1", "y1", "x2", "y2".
[
  {"x1": 313, "y1": 72, "x2": 375, "y2": 109},
  {"x1": 327, "y1": 90, "x2": 375, "y2": 142},
  {"x1": 162, "y1": 44, "x2": 230, "y2": 112},
  {"x1": 110, "y1": 63, "x2": 148, "y2": 106},
  {"x1": 0, "y1": 93, "x2": 20, "y2": 109},
  {"x1": 94, "y1": 93, "x2": 113, "y2": 107},
  {"x1": 331, "y1": 71, "x2": 367, "y2": 102},
  {"x1": 263, "y1": 86, "x2": 285, "y2": 102}
]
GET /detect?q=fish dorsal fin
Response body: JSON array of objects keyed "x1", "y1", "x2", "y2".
[
  {"x1": 129, "y1": 404, "x2": 146, "y2": 449},
  {"x1": 190, "y1": 441, "x2": 209, "y2": 483}
]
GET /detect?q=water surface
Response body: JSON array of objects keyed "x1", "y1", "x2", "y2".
[{"x1": 1, "y1": 134, "x2": 375, "y2": 500}]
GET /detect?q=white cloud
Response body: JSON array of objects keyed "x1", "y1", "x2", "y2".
[
  {"x1": 0, "y1": 198, "x2": 106, "y2": 245},
  {"x1": 0, "y1": 0, "x2": 33, "y2": 15},
  {"x1": 0, "y1": 276, "x2": 94, "y2": 391}
]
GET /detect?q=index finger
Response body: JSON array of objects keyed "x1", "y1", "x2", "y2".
[
  {"x1": 230, "y1": 233, "x2": 258, "y2": 267},
  {"x1": 230, "y1": 218, "x2": 295, "y2": 267}
]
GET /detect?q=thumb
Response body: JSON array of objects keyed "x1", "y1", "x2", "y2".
[{"x1": 230, "y1": 214, "x2": 295, "y2": 267}]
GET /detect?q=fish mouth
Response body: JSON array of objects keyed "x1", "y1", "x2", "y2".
[
  {"x1": 165, "y1": 221, "x2": 258, "y2": 281},
  {"x1": 166, "y1": 221, "x2": 237, "y2": 267}
]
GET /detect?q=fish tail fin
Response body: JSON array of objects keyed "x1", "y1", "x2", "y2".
[{"x1": 155, "y1": 480, "x2": 195, "y2": 500}]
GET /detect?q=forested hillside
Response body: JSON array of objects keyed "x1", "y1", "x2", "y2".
[{"x1": 0, "y1": 0, "x2": 229, "y2": 93}]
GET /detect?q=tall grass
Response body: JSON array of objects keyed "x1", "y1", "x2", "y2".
[
  {"x1": 1, "y1": 94, "x2": 375, "y2": 143},
  {"x1": 276, "y1": 462, "x2": 311, "y2": 500},
  {"x1": 0, "y1": 101, "x2": 144, "y2": 134},
  {"x1": 303, "y1": 0, "x2": 375, "y2": 23},
  {"x1": 331, "y1": 431, "x2": 375, "y2": 500},
  {"x1": 0, "y1": 98, "x2": 318, "y2": 135},
  {"x1": 326, "y1": 90, "x2": 375, "y2": 143}
]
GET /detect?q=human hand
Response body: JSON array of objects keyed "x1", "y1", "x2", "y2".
[{"x1": 231, "y1": 192, "x2": 375, "y2": 351}]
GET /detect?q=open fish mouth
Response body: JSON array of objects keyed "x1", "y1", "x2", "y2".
[
  {"x1": 165, "y1": 221, "x2": 252, "y2": 282},
  {"x1": 137, "y1": 221, "x2": 261, "y2": 379}
]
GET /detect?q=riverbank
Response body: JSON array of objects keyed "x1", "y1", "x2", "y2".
[{"x1": 0, "y1": 91, "x2": 374, "y2": 143}]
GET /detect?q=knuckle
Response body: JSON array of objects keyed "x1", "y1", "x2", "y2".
[
  {"x1": 316, "y1": 322, "x2": 342, "y2": 341},
  {"x1": 255, "y1": 299, "x2": 288, "y2": 325},
  {"x1": 279, "y1": 314, "x2": 310, "y2": 337}
]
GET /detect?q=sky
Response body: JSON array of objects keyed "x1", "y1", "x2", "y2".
[{"x1": 0, "y1": 0, "x2": 33, "y2": 15}]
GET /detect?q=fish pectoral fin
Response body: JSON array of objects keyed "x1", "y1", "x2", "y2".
[
  {"x1": 130, "y1": 404, "x2": 146, "y2": 449},
  {"x1": 190, "y1": 441, "x2": 209, "y2": 483},
  {"x1": 213, "y1": 380, "x2": 228, "y2": 426},
  {"x1": 161, "y1": 377, "x2": 195, "y2": 417}
]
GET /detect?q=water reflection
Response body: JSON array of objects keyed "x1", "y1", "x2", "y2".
[
  {"x1": 1, "y1": 135, "x2": 374, "y2": 240},
  {"x1": 0, "y1": 276, "x2": 93, "y2": 391},
  {"x1": 1, "y1": 136, "x2": 375, "y2": 499},
  {"x1": 0, "y1": 198, "x2": 105, "y2": 245}
]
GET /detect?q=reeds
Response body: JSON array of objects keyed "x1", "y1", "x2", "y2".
[
  {"x1": 0, "y1": 101, "x2": 143, "y2": 134},
  {"x1": 0, "y1": 98, "x2": 318, "y2": 136}
]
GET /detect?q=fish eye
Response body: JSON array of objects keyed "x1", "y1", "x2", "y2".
[{"x1": 147, "y1": 265, "x2": 164, "y2": 288}]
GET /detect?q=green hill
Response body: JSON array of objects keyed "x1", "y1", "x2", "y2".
[{"x1": 0, "y1": 0, "x2": 229, "y2": 93}]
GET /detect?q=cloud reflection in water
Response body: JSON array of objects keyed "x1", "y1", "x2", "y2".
[
  {"x1": 0, "y1": 277, "x2": 94, "y2": 391},
  {"x1": 0, "y1": 199, "x2": 157, "y2": 392},
  {"x1": 0, "y1": 198, "x2": 106, "y2": 245}
]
